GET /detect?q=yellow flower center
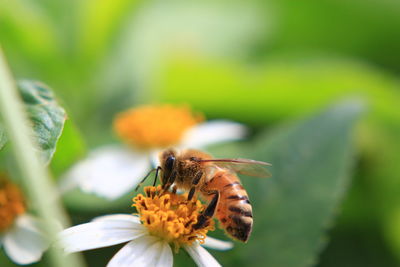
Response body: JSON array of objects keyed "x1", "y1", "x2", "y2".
[
  {"x1": 113, "y1": 105, "x2": 203, "y2": 149},
  {"x1": 133, "y1": 186, "x2": 214, "y2": 252},
  {"x1": 0, "y1": 176, "x2": 26, "y2": 232}
]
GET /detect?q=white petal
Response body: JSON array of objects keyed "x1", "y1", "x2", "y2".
[
  {"x1": 181, "y1": 120, "x2": 248, "y2": 148},
  {"x1": 184, "y1": 244, "x2": 221, "y2": 267},
  {"x1": 59, "y1": 214, "x2": 147, "y2": 253},
  {"x1": 3, "y1": 214, "x2": 48, "y2": 265},
  {"x1": 202, "y1": 236, "x2": 233, "y2": 251},
  {"x1": 155, "y1": 241, "x2": 173, "y2": 267},
  {"x1": 92, "y1": 214, "x2": 141, "y2": 224},
  {"x1": 59, "y1": 145, "x2": 151, "y2": 200},
  {"x1": 107, "y1": 235, "x2": 172, "y2": 267}
]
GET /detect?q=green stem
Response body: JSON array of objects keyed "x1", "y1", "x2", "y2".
[{"x1": 0, "y1": 47, "x2": 85, "y2": 266}]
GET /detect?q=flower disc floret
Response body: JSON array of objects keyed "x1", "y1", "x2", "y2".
[
  {"x1": 0, "y1": 176, "x2": 26, "y2": 232},
  {"x1": 113, "y1": 105, "x2": 203, "y2": 149},
  {"x1": 133, "y1": 186, "x2": 214, "y2": 251}
]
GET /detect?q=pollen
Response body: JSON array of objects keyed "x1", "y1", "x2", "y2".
[
  {"x1": 133, "y1": 186, "x2": 214, "y2": 252},
  {"x1": 0, "y1": 175, "x2": 26, "y2": 232},
  {"x1": 113, "y1": 105, "x2": 203, "y2": 149}
]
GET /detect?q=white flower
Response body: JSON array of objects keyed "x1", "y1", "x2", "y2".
[
  {"x1": 0, "y1": 176, "x2": 48, "y2": 265},
  {"x1": 59, "y1": 214, "x2": 232, "y2": 267},
  {"x1": 60, "y1": 186, "x2": 233, "y2": 266},
  {"x1": 1, "y1": 214, "x2": 48, "y2": 265},
  {"x1": 59, "y1": 105, "x2": 247, "y2": 199}
]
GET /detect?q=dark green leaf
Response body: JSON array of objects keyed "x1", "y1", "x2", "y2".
[
  {"x1": 215, "y1": 100, "x2": 363, "y2": 267},
  {"x1": 0, "y1": 124, "x2": 7, "y2": 151},
  {"x1": 18, "y1": 80, "x2": 66, "y2": 163}
]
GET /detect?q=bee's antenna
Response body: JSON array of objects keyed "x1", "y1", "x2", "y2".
[{"x1": 135, "y1": 167, "x2": 161, "y2": 191}]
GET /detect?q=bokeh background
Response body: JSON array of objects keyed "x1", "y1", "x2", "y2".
[{"x1": 1, "y1": 0, "x2": 400, "y2": 266}]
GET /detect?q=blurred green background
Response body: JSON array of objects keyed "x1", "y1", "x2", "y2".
[{"x1": 1, "y1": 0, "x2": 400, "y2": 266}]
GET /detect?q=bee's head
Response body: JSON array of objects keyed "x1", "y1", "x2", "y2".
[{"x1": 159, "y1": 149, "x2": 177, "y2": 185}]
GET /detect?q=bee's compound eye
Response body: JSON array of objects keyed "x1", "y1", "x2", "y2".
[{"x1": 165, "y1": 155, "x2": 175, "y2": 172}]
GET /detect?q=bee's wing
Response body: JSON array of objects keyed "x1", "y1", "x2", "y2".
[{"x1": 199, "y1": 158, "x2": 272, "y2": 178}]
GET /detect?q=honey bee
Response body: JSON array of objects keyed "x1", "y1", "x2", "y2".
[{"x1": 157, "y1": 148, "x2": 271, "y2": 242}]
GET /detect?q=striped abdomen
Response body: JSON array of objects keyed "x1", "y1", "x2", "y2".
[{"x1": 203, "y1": 170, "x2": 253, "y2": 242}]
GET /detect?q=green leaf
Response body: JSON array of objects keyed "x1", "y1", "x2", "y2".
[
  {"x1": 50, "y1": 119, "x2": 86, "y2": 178},
  {"x1": 18, "y1": 80, "x2": 66, "y2": 163},
  {"x1": 214, "y1": 100, "x2": 363, "y2": 267},
  {"x1": 151, "y1": 58, "x2": 400, "y2": 125}
]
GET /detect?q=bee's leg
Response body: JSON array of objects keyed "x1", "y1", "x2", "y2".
[
  {"x1": 193, "y1": 190, "x2": 219, "y2": 230},
  {"x1": 188, "y1": 187, "x2": 196, "y2": 201},
  {"x1": 167, "y1": 171, "x2": 177, "y2": 188},
  {"x1": 161, "y1": 171, "x2": 177, "y2": 193},
  {"x1": 188, "y1": 171, "x2": 203, "y2": 201}
]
